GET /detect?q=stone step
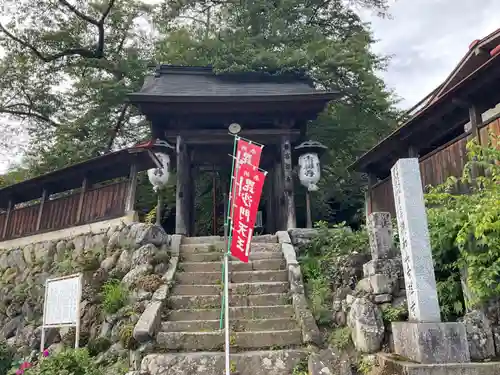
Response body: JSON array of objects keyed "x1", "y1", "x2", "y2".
[
  {"x1": 160, "y1": 318, "x2": 297, "y2": 332},
  {"x1": 171, "y1": 282, "x2": 289, "y2": 296},
  {"x1": 156, "y1": 329, "x2": 302, "y2": 350},
  {"x1": 141, "y1": 350, "x2": 307, "y2": 375},
  {"x1": 180, "y1": 259, "x2": 285, "y2": 272},
  {"x1": 180, "y1": 242, "x2": 281, "y2": 254},
  {"x1": 175, "y1": 270, "x2": 288, "y2": 285},
  {"x1": 182, "y1": 235, "x2": 277, "y2": 245},
  {"x1": 180, "y1": 251, "x2": 282, "y2": 262},
  {"x1": 168, "y1": 293, "x2": 291, "y2": 309},
  {"x1": 166, "y1": 305, "x2": 294, "y2": 321}
]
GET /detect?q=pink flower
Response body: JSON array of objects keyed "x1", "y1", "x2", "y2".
[
  {"x1": 42, "y1": 349, "x2": 49, "y2": 357},
  {"x1": 20, "y1": 362, "x2": 32, "y2": 370},
  {"x1": 15, "y1": 370, "x2": 23, "y2": 375}
]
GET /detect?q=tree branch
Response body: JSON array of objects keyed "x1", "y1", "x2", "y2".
[
  {"x1": 99, "y1": 0, "x2": 116, "y2": 24},
  {"x1": 1, "y1": 107, "x2": 60, "y2": 127},
  {"x1": 0, "y1": 23, "x2": 101, "y2": 61},
  {"x1": 57, "y1": 0, "x2": 100, "y2": 26},
  {"x1": 105, "y1": 103, "x2": 129, "y2": 151}
]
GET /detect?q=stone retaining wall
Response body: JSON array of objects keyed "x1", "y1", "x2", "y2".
[{"x1": 0, "y1": 221, "x2": 171, "y2": 371}]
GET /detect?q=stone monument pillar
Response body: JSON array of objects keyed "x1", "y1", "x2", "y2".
[{"x1": 390, "y1": 158, "x2": 470, "y2": 364}]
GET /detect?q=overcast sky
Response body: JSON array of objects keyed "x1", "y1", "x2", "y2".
[
  {"x1": 362, "y1": 0, "x2": 500, "y2": 108},
  {"x1": 0, "y1": 0, "x2": 499, "y2": 172}
]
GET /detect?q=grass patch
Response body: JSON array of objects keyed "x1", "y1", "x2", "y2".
[{"x1": 101, "y1": 280, "x2": 129, "y2": 314}]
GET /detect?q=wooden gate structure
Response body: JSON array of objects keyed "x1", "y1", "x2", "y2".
[
  {"x1": 128, "y1": 65, "x2": 341, "y2": 235},
  {"x1": 351, "y1": 29, "x2": 500, "y2": 215}
]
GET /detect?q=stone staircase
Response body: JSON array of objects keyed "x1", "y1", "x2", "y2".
[{"x1": 141, "y1": 235, "x2": 309, "y2": 375}]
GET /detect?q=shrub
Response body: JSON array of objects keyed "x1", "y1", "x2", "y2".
[
  {"x1": 0, "y1": 340, "x2": 13, "y2": 375},
  {"x1": 101, "y1": 280, "x2": 128, "y2": 314},
  {"x1": 381, "y1": 305, "x2": 407, "y2": 324},
  {"x1": 118, "y1": 324, "x2": 137, "y2": 350},
  {"x1": 425, "y1": 137, "x2": 500, "y2": 317},
  {"x1": 23, "y1": 349, "x2": 102, "y2": 375}
]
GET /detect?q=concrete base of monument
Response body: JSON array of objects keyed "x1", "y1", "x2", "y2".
[
  {"x1": 391, "y1": 322, "x2": 470, "y2": 364},
  {"x1": 377, "y1": 353, "x2": 500, "y2": 375}
]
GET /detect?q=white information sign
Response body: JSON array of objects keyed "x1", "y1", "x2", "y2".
[{"x1": 41, "y1": 274, "x2": 82, "y2": 351}]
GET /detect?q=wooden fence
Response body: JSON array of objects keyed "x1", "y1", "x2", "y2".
[
  {"x1": 369, "y1": 116, "x2": 500, "y2": 216},
  {"x1": 0, "y1": 179, "x2": 130, "y2": 241}
]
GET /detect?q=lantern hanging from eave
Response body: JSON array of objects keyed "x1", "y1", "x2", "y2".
[
  {"x1": 147, "y1": 152, "x2": 171, "y2": 192},
  {"x1": 298, "y1": 152, "x2": 321, "y2": 191}
]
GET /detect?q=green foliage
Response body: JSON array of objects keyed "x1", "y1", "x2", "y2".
[
  {"x1": 299, "y1": 221, "x2": 369, "y2": 326},
  {"x1": 0, "y1": 340, "x2": 13, "y2": 375},
  {"x1": 118, "y1": 324, "x2": 137, "y2": 350},
  {"x1": 101, "y1": 280, "x2": 129, "y2": 314},
  {"x1": 86, "y1": 338, "x2": 112, "y2": 357},
  {"x1": 291, "y1": 358, "x2": 308, "y2": 375},
  {"x1": 357, "y1": 356, "x2": 374, "y2": 375},
  {"x1": 328, "y1": 327, "x2": 352, "y2": 350},
  {"x1": 425, "y1": 137, "x2": 500, "y2": 315},
  {"x1": 24, "y1": 349, "x2": 102, "y2": 375},
  {"x1": 381, "y1": 305, "x2": 407, "y2": 324}
]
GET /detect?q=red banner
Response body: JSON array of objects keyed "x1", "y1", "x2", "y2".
[
  {"x1": 235, "y1": 138, "x2": 262, "y2": 168},
  {"x1": 230, "y1": 163, "x2": 266, "y2": 263}
]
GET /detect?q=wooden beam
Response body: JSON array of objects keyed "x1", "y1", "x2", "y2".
[
  {"x1": 125, "y1": 162, "x2": 138, "y2": 213},
  {"x1": 2, "y1": 200, "x2": 12, "y2": 239},
  {"x1": 164, "y1": 128, "x2": 301, "y2": 145},
  {"x1": 36, "y1": 189, "x2": 48, "y2": 231},
  {"x1": 176, "y1": 135, "x2": 189, "y2": 235},
  {"x1": 281, "y1": 134, "x2": 296, "y2": 229},
  {"x1": 469, "y1": 104, "x2": 483, "y2": 145},
  {"x1": 76, "y1": 178, "x2": 88, "y2": 223},
  {"x1": 365, "y1": 174, "x2": 377, "y2": 218}
]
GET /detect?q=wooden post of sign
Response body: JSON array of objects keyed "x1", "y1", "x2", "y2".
[
  {"x1": 176, "y1": 135, "x2": 189, "y2": 235},
  {"x1": 281, "y1": 134, "x2": 296, "y2": 229},
  {"x1": 36, "y1": 189, "x2": 48, "y2": 231}
]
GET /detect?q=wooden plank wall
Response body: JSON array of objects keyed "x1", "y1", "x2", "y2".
[
  {"x1": 0, "y1": 179, "x2": 129, "y2": 241},
  {"x1": 370, "y1": 116, "x2": 500, "y2": 217},
  {"x1": 80, "y1": 180, "x2": 128, "y2": 224}
]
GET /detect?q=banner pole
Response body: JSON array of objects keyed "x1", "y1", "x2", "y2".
[{"x1": 220, "y1": 135, "x2": 238, "y2": 329}]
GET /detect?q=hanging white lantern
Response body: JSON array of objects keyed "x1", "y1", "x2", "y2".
[
  {"x1": 298, "y1": 152, "x2": 321, "y2": 191},
  {"x1": 147, "y1": 152, "x2": 170, "y2": 192}
]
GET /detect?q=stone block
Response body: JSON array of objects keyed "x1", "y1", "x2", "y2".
[
  {"x1": 281, "y1": 243, "x2": 298, "y2": 265},
  {"x1": 276, "y1": 231, "x2": 292, "y2": 244},
  {"x1": 367, "y1": 212, "x2": 393, "y2": 260},
  {"x1": 374, "y1": 294, "x2": 392, "y2": 304},
  {"x1": 369, "y1": 274, "x2": 396, "y2": 294},
  {"x1": 347, "y1": 298, "x2": 384, "y2": 353},
  {"x1": 460, "y1": 310, "x2": 496, "y2": 360},
  {"x1": 392, "y1": 322, "x2": 470, "y2": 364},
  {"x1": 363, "y1": 258, "x2": 402, "y2": 278},
  {"x1": 133, "y1": 301, "x2": 162, "y2": 343},
  {"x1": 377, "y1": 352, "x2": 500, "y2": 375},
  {"x1": 170, "y1": 235, "x2": 183, "y2": 256}
]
